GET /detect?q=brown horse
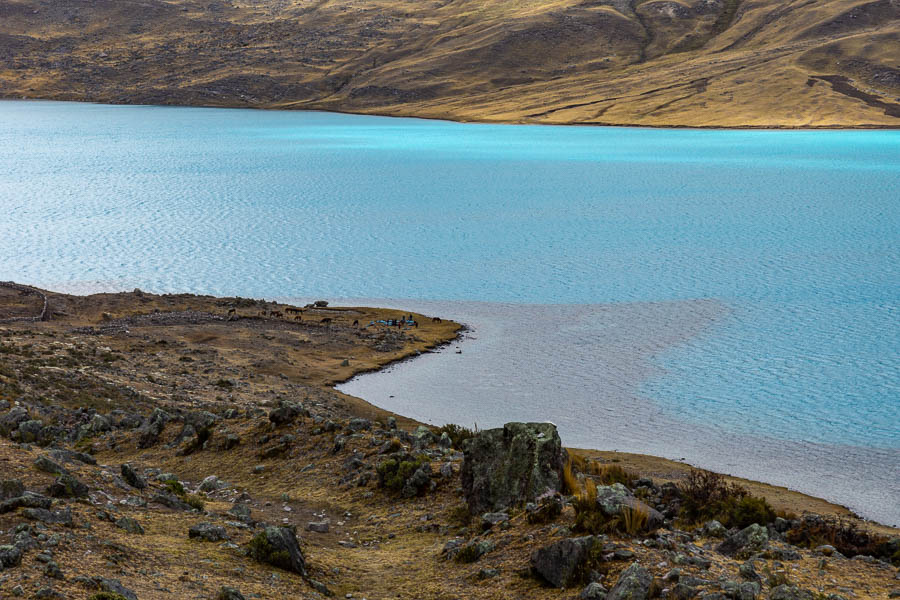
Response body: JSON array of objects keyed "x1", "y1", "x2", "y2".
[{"x1": 320, "y1": 317, "x2": 332, "y2": 325}]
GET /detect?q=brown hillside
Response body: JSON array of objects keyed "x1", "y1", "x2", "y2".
[{"x1": 0, "y1": 0, "x2": 898, "y2": 126}]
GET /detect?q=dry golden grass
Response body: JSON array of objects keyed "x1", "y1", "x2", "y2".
[{"x1": 0, "y1": 0, "x2": 897, "y2": 126}]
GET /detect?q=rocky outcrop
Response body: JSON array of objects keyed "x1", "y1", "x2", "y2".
[{"x1": 460, "y1": 422, "x2": 567, "y2": 514}]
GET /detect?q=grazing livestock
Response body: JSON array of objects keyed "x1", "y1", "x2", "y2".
[
  {"x1": 285, "y1": 307, "x2": 303, "y2": 314},
  {"x1": 432, "y1": 317, "x2": 442, "y2": 323},
  {"x1": 352, "y1": 319, "x2": 359, "y2": 327},
  {"x1": 295, "y1": 315, "x2": 302, "y2": 321},
  {"x1": 320, "y1": 317, "x2": 332, "y2": 325}
]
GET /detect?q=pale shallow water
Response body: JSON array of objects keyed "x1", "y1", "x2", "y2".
[{"x1": 1, "y1": 100, "x2": 898, "y2": 524}]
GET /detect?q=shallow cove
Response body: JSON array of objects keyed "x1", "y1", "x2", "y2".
[{"x1": 1, "y1": 100, "x2": 898, "y2": 524}]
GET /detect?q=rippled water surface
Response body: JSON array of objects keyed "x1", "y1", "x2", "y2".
[{"x1": 2, "y1": 101, "x2": 898, "y2": 524}]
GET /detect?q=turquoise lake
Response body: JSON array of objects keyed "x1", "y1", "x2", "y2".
[{"x1": 1, "y1": 100, "x2": 898, "y2": 524}]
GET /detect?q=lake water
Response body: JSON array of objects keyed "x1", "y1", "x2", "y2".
[{"x1": 1, "y1": 100, "x2": 898, "y2": 525}]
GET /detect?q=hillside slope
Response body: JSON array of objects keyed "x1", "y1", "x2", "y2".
[{"x1": 0, "y1": 0, "x2": 898, "y2": 126}]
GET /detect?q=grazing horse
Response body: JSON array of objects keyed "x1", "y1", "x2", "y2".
[
  {"x1": 352, "y1": 319, "x2": 359, "y2": 327},
  {"x1": 294, "y1": 315, "x2": 302, "y2": 321},
  {"x1": 320, "y1": 317, "x2": 332, "y2": 325},
  {"x1": 285, "y1": 307, "x2": 303, "y2": 315},
  {"x1": 432, "y1": 317, "x2": 442, "y2": 323},
  {"x1": 270, "y1": 311, "x2": 283, "y2": 319}
]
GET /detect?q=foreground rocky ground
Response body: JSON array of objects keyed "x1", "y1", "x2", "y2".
[
  {"x1": 0, "y1": 283, "x2": 898, "y2": 599},
  {"x1": 0, "y1": 0, "x2": 898, "y2": 126}
]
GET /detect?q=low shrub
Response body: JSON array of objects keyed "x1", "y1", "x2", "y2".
[
  {"x1": 432, "y1": 423, "x2": 475, "y2": 448},
  {"x1": 376, "y1": 453, "x2": 429, "y2": 492},
  {"x1": 786, "y1": 515, "x2": 897, "y2": 563},
  {"x1": 164, "y1": 479, "x2": 185, "y2": 496},
  {"x1": 247, "y1": 531, "x2": 292, "y2": 571},
  {"x1": 89, "y1": 594, "x2": 129, "y2": 600},
  {"x1": 163, "y1": 478, "x2": 205, "y2": 510},
  {"x1": 679, "y1": 469, "x2": 776, "y2": 528}
]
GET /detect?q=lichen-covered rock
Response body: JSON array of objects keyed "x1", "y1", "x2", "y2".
[
  {"x1": 581, "y1": 582, "x2": 609, "y2": 600},
  {"x1": 217, "y1": 587, "x2": 246, "y2": 600},
  {"x1": 23, "y1": 507, "x2": 73, "y2": 526},
  {"x1": 718, "y1": 524, "x2": 769, "y2": 558},
  {"x1": 0, "y1": 493, "x2": 52, "y2": 513},
  {"x1": 531, "y1": 536, "x2": 601, "y2": 588},
  {"x1": 47, "y1": 473, "x2": 88, "y2": 498},
  {"x1": 460, "y1": 422, "x2": 567, "y2": 514},
  {"x1": 0, "y1": 479, "x2": 25, "y2": 501},
  {"x1": 347, "y1": 417, "x2": 372, "y2": 432},
  {"x1": 33, "y1": 456, "x2": 66, "y2": 475},
  {"x1": 247, "y1": 526, "x2": 306, "y2": 575},
  {"x1": 116, "y1": 516, "x2": 145, "y2": 535},
  {"x1": 0, "y1": 544, "x2": 23, "y2": 568},
  {"x1": 16, "y1": 419, "x2": 43, "y2": 443},
  {"x1": 269, "y1": 404, "x2": 302, "y2": 426},
  {"x1": 768, "y1": 585, "x2": 815, "y2": 600},
  {"x1": 0, "y1": 407, "x2": 30, "y2": 437},
  {"x1": 189, "y1": 522, "x2": 228, "y2": 542},
  {"x1": 606, "y1": 562, "x2": 653, "y2": 600},
  {"x1": 138, "y1": 407, "x2": 170, "y2": 448},
  {"x1": 121, "y1": 464, "x2": 147, "y2": 489},
  {"x1": 593, "y1": 484, "x2": 664, "y2": 531},
  {"x1": 454, "y1": 539, "x2": 495, "y2": 563}
]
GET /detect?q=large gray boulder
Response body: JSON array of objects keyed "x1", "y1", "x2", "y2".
[
  {"x1": 607, "y1": 562, "x2": 653, "y2": 600},
  {"x1": 594, "y1": 484, "x2": 664, "y2": 531},
  {"x1": 461, "y1": 422, "x2": 567, "y2": 514},
  {"x1": 531, "y1": 536, "x2": 600, "y2": 588}
]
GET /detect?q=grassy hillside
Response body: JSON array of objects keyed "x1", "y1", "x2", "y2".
[{"x1": 0, "y1": 0, "x2": 898, "y2": 126}]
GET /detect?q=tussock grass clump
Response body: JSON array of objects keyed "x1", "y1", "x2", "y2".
[
  {"x1": 679, "y1": 469, "x2": 775, "y2": 528},
  {"x1": 163, "y1": 477, "x2": 205, "y2": 511},
  {"x1": 89, "y1": 594, "x2": 129, "y2": 600}
]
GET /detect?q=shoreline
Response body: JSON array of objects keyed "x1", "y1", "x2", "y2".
[
  {"x1": 4, "y1": 96, "x2": 900, "y2": 131},
  {"x1": 2, "y1": 282, "x2": 896, "y2": 532}
]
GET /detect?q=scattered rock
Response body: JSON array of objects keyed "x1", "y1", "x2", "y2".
[
  {"x1": 348, "y1": 417, "x2": 372, "y2": 432},
  {"x1": 768, "y1": 585, "x2": 815, "y2": 600},
  {"x1": 190, "y1": 522, "x2": 229, "y2": 542},
  {"x1": 138, "y1": 407, "x2": 170, "y2": 448},
  {"x1": 531, "y1": 535, "x2": 600, "y2": 588},
  {"x1": 121, "y1": 463, "x2": 147, "y2": 489},
  {"x1": 33, "y1": 456, "x2": 67, "y2": 475},
  {"x1": 0, "y1": 479, "x2": 25, "y2": 500},
  {"x1": 481, "y1": 511, "x2": 509, "y2": 530},
  {"x1": 0, "y1": 544, "x2": 23, "y2": 568},
  {"x1": 701, "y1": 520, "x2": 727, "y2": 538},
  {"x1": 247, "y1": 526, "x2": 306, "y2": 575},
  {"x1": 718, "y1": 524, "x2": 769, "y2": 558},
  {"x1": 454, "y1": 539, "x2": 494, "y2": 563},
  {"x1": 116, "y1": 516, "x2": 145, "y2": 535},
  {"x1": 199, "y1": 475, "x2": 223, "y2": 492},
  {"x1": 460, "y1": 422, "x2": 567, "y2": 514},
  {"x1": 307, "y1": 521, "x2": 330, "y2": 533},
  {"x1": 607, "y1": 562, "x2": 653, "y2": 600},
  {"x1": 217, "y1": 586, "x2": 246, "y2": 600},
  {"x1": 47, "y1": 473, "x2": 89, "y2": 498},
  {"x1": 593, "y1": 484, "x2": 664, "y2": 531},
  {"x1": 581, "y1": 581, "x2": 608, "y2": 600}
]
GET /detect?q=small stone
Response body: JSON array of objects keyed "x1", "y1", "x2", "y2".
[{"x1": 307, "y1": 521, "x2": 330, "y2": 533}]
